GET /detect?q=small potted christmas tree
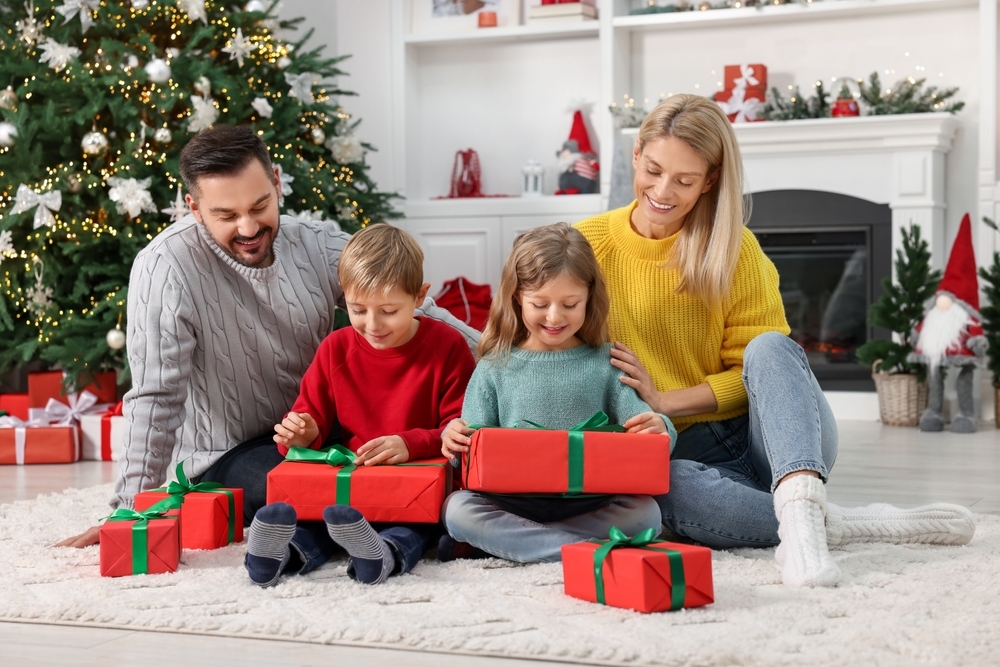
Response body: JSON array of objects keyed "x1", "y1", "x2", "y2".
[
  {"x1": 856, "y1": 224, "x2": 941, "y2": 425},
  {"x1": 978, "y1": 217, "x2": 1000, "y2": 427},
  {"x1": 831, "y1": 80, "x2": 860, "y2": 117}
]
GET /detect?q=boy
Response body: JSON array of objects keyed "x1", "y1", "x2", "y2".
[{"x1": 245, "y1": 224, "x2": 477, "y2": 586}]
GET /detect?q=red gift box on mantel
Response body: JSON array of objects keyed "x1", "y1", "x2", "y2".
[
  {"x1": 267, "y1": 446, "x2": 450, "y2": 523},
  {"x1": 100, "y1": 496, "x2": 182, "y2": 577},
  {"x1": 561, "y1": 528, "x2": 714, "y2": 613},
  {"x1": 28, "y1": 370, "x2": 118, "y2": 409},
  {"x1": 134, "y1": 463, "x2": 243, "y2": 550},
  {"x1": 463, "y1": 413, "x2": 670, "y2": 495},
  {"x1": 715, "y1": 63, "x2": 767, "y2": 123},
  {"x1": 0, "y1": 419, "x2": 78, "y2": 464},
  {"x1": 80, "y1": 401, "x2": 126, "y2": 461},
  {"x1": 0, "y1": 394, "x2": 30, "y2": 421}
]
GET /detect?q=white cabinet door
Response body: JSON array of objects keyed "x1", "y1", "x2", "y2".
[{"x1": 404, "y1": 217, "x2": 502, "y2": 293}]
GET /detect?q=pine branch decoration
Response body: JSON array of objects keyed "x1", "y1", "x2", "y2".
[{"x1": 857, "y1": 72, "x2": 964, "y2": 115}]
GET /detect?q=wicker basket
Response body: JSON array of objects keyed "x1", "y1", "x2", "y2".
[{"x1": 871, "y1": 361, "x2": 928, "y2": 426}]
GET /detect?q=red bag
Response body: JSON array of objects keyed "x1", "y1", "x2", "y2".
[{"x1": 433, "y1": 277, "x2": 492, "y2": 331}]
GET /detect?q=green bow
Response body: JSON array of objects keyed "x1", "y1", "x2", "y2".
[
  {"x1": 104, "y1": 495, "x2": 182, "y2": 575},
  {"x1": 592, "y1": 526, "x2": 687, "y2": 610},
  {"x1": 157, "y1": 462, "x2": 237, "y2": 545}
]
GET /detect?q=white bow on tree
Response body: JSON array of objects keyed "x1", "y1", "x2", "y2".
[{"x1": 10, "y1": 183, "x2": 62, "y2": 229}]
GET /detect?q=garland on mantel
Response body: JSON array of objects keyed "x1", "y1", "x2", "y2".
[{"x1": 630, "y1": 0, "x2": 818, "y2": 15}]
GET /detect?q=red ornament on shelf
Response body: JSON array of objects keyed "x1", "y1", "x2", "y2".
[
  {"x1": 449, "y1": 149, "x2": 483, "y2": 198},
  {"x1": 832, "y1": 98, "x2": 860, "y2": 117}
]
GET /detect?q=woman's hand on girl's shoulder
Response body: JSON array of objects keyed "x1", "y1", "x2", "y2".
[
  {"x1": 442, "y1": 418, "x2": 474, "y2": 460},
  {"x1": 610, "y1": 342, "x2": 663, "y2": 412},
  {"x1": 623, "y1": 411, "x2": 667, "y2": 435}
]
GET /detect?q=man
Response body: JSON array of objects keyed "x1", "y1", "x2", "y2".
[{"x1": 58, "y1": 125, "x2": 478, "y2": 547}]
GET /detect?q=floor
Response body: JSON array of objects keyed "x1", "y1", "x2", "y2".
[{"x1": 2, "y1": 420, "x2": 999, "y2": 666}]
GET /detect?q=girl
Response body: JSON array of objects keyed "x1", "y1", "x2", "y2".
[{"x1": 440, "y1": 223, "x2": 676, "y2": 563}]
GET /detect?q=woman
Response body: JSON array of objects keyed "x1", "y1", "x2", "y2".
[{"x1": 573, "y1": 94, "x2": 975, "y2": 588}]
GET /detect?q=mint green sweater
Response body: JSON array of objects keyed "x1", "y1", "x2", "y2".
[{"x1": 462, "y1": 343, "x2": 677, "y2": 447}]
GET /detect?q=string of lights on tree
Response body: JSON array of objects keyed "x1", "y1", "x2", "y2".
[{"x1": 0, "y1": 0, "x2": 399, "y2": 385}]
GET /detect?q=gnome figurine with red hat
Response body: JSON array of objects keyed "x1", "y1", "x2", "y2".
[
  {"x1": 555, "y1": 110, "x2": 599, "y2": 195},
  {"x1": 910, "y1": 214, "x2": 987, "y2": 432}
]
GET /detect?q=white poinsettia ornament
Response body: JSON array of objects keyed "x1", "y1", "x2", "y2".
[
  {"x1": 55, "y1": 0, "x2": 100, "y2": 33},
  {"x1": 326, "y1": 135, "x2": 364, "y2": 164},
  {"x1": 285, "y1": 72, "x2": 318, "y2": 105},
  {"x1": 178, "y1": 0, "x2": 207, "y2": 23},
  {"x1": 188, "y1": 95, "x2": 218, "y2": 133},
  {"x1": 107, "y1": 176, "x2": 156, "y2": 219},
  {"x1": 0, "y1": 230, "x2": 14, "y2": 264},
  {"x1": 275, "y1": 164, "x2": 294, "y2": 206},
  {"x1": 251, "y1": 97, "x2": 273, "y2": 118},
  {"x1": 38, "y1": 37, "x2": 81, "y2": 72}
]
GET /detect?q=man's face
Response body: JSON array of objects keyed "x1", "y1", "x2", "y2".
[{"x1": 186, "y1": 160, "x2": 281, "y2": 268}]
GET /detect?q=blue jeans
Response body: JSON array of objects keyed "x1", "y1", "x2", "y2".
[
  {"x1": 286, "y1": 519, "x2": 436, "y2": 578},
  {"x1": 656, "y1": 332, "x2": 838, "y2": 549},
  {"x1": 442, "y1": 491, "x2": 662, "y2": 563}
]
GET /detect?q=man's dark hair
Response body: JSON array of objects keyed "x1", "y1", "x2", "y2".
[{"x1": 179, "y1": 125, "x2": 273, "y2": 197}]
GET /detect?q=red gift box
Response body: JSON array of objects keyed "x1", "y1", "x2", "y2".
[
  {"x1": 0, "y1": 424, "x2": 78, "y2": 464},
  {"x1": 562, "y1": 531, "x2": 714, "y2": 613},
  {"x1": 100, "y1": 499, "x2": 182, "y2": 577},
  {"x1": 266, "y1": 447, "x2": 450, "y2": 523},
  {"x1": 0, "y1": 394, "x2": 30, "y2": 421},
  {"x1": 28, "y1": 370, "x2": 118, "y2": 409},
  {"x1": 716, "y1": 64, "x2": 767, "y2": 123},
  {"x1": 463, "y1": 421, "x2": 670, "y2": 495},
  {"x1": 134, "y1": 463, "x2": 243, "y2": 550}
]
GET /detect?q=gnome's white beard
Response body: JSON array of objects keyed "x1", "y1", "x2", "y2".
[
  {"x1": 557, "y1": 151, "x2": 581, "y2": 174},
  {"x1": 917, "y1": 304, "x2": 972, "y2": 374}
]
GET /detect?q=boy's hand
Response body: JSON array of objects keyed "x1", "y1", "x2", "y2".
[
  {"x1": 274, "y1": 411, "x2": 320, "y2": 449},
  {"x1": 441, "y1": 418, "x2": 474, "y2": 461},
  {"x1": 356, "y1": 435, "x2": 410, "y2": 466},
  {"x1": 623, "y1": 411, "x2": 667, "y2": 435}
]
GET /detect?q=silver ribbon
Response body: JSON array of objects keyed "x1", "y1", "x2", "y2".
[
  {"x1": 44, "y1": 390, "x2": 111, "y2": 427},
  {"x1": 11, "y1": 183, "x2": 62, "y2": 229}
]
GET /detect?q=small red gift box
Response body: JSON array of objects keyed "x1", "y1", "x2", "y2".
[
  {"x1": 562, "y1": 530, "x2": 714, "y2": 613},
  {"x1": 100, "y1": 499, "x2": 182, "y2": 577},
  {"x1": 134, "y1": 463, "x2": 243, "y2": 550},
  {"x1": 716, "y1": 64, "x2": 767, "y2": 123},
  {"x1": 266, "y1": 446, "x2": 449, "y2": 523},
  {"x1": 0, "y1": 394, "x2": 30, "y2": 420},
  {"x1": 28, "y1": 370, "x2": 117, "y2": 409},
  {"x1": 0, "y1": 424, "x2": 78, "y2": 464},
  {"x1": 463, "y1": 417, "x2": 670, "y2": 495}
]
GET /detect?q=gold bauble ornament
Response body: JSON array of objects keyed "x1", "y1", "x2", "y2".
[
  {"x1": 0, "y1": 86, "x2": 17, "y2": 111},
  {"x1": 310, "y1": 128, "x2": 326, "y2": 145},
  {"x1": 66, "y1": 174, "x2": 82, "y2": 193},
  {"x1": 81, "y1": 131, "x2": 109, "y2": 155},
  {"x1": 153, "y1": 127, "x2": 172, "y2": 144}
]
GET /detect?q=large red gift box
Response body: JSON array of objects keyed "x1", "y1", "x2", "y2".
[
  {"x1": 135, "y1": 487, "x2": 243, "y2": 550},
  {"x1": 0, "y1": 394, "x2": 30, "y2": 420},
  {"x1": 100, "y1": 501, "x2": 182, "y2": 577},
  {"x1": 562, "y1": 534, "x2": 714, "y2": 613},
  {"x1": 28, "y1": 370, "x2": 118, "y2": 409},
  {"x1": 715, "y1": 63, "x2": 767, "y2": 123},
  {"x1": 266, "y1": 447, "x2": 449, "y2": 523},
  {"x1": 0, "y1": 424, "x2": 78, "y2": 464},
  {"x1": 463, "y1": 424, "x2": 670, "y2": 495}
]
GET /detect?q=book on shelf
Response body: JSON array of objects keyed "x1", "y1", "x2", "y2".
[{"x1": 529, "y1": 3, "x2": 598, "y2": 20}]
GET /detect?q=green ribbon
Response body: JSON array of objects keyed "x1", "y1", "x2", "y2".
[
  {"x1": 104, "y1": 495, "x2": 182, "y2": 575},
  {"x1": 156, "y1": 463, "x2": 237, "y2": 545},
  {"x1": 468, "y1": 411, "x2": 624, "y2": 495},
  {"x1": 592, "y1": 526, "x2": 687, "y2": 610}
]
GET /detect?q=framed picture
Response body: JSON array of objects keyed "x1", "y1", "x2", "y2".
[{"x1": 411, "y1": 0, "x2": 522, "y2": 34}]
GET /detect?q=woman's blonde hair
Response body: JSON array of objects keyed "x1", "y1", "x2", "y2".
[
  {"x1": 635, "y1": 94, "x2": 747, "y2": 306},
  {"x1": 477, "y1": 223, "x2": 609, "y2": 361}
]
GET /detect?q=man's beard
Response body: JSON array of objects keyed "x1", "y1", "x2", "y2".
[
  {"x1": 917, "y1": 303, "x2": 972, "y2": 374},
  {"x1": 223, "y1": 220, "x2": 279, "y2": 268}
]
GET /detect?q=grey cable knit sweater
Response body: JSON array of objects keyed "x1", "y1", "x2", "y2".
[{"x1": 113, "y1": 215, "x2": 479, "y2": 509}]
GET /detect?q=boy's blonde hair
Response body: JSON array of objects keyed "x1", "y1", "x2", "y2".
[
  {"x1": 338, "y1": 224, "x2": 425, "y2": 297},
  {"x1": 636, "y1": 94, "x2": 747, "y2": 307},
  {"x1": 478, "y1": 223, "x2": 609, "y2": 361}
]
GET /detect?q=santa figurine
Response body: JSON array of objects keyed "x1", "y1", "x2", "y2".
[
  {"x1": 910, "y1": 214, "x2": 987, "y2": 433},
  {"x1": 555, "y1": 110, "x2": 599, "y2": 195}
]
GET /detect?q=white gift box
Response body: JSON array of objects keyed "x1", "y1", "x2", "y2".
[{"x1": 80, "y1": 412, "x2": 126, "y2": 461}]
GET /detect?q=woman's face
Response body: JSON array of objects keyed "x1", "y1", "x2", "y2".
[{"x1": 631, "y1": 135, "x2": 717, "y2": 240}]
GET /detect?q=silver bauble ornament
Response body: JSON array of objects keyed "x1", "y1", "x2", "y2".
[
  {"x1": 66, "y1": 174, "x2": 82, "y2": 193},
  {"x1": 276, "y1": 56, "x2": 292, "y2": 70},
  {"x1": 81, "y1": 131, "x2": 109, "y2": 155},
  {"x1": 153, "y1": 127, "x2": 172, "y2": 144},
  {"x1": 131, "y1": 0, "x2": 150, "y2": 9},
  {"x1": 106, "y1": 327, "x2": 126, "y2": 350},
  {"x1": 0, "y1": 122, "x2": 17, "y2": 147},
  {"x1": 244, "y1": 0, "x2": 267, "y2": 12},
  {"x1": 310, "y1": 128, "x2": 326, "y2": 145},
  {"x1": 145, "y1": 58, "x2": 172, "y2": 84},
  {"x1": 0, "y1": 87, "x2": 17, "y2": 111},
  {"x1": 193, "y1": 75, "x2": 211, "y2": 97}
]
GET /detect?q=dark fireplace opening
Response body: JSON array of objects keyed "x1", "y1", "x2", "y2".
[{"x1": 748, "y1": 191, "x2": 892, "y2": 392}]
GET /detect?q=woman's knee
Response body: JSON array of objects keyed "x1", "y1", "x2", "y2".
[
  {"x1": 744, "y1": 331, "x2": 802, "y2": 367},
  {"x1": 611, "y1": 495, "x2": 663, "y2": 535}
]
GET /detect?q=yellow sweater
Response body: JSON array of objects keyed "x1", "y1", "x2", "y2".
[{"x1": 575, "y1": 202, "x2": 789, "y2": 431}]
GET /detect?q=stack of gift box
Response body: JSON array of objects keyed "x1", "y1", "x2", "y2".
[{"x1": 716, "y1": 63, "x2": 768, "y2": 124}]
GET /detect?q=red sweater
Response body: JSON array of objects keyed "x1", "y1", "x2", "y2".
[{"x1": 283, "y1": 317, "x2": 476, "y2": 460}]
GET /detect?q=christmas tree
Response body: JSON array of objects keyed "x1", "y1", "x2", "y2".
[{"x1": 0, "y1": 0, "x2": 398, "y2": 385}]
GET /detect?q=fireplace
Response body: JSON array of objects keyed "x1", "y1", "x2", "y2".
[{"x1": 747, "y1": 190, "x2": 892, "y2": 391}]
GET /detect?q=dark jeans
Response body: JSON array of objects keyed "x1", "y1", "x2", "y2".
[
  {"x1": 289, "y1": 520, "x2": 439, "y2": 579},
  {"x1": 196, "y1": 432, "x2": 286, "y2": 526}
]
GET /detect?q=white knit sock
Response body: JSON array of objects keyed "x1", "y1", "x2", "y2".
[
  {"x1": 826, "y1": 502, "x2": 976, "y2": 548},
  {"x1": 773, "y1": 475, "x2": 842, "y2": 588}
]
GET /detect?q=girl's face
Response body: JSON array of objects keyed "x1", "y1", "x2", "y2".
[
  {"x1": 631, "y1": 135, "x2": 718, "y2": 240},
  {"x1": 516, "y1": 272, "x2": 590, "y2": 352}
]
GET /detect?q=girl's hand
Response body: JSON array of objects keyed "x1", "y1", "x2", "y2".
[
  {"x1": 356, "y1": 435, "x2": 410, "y2": 466},
  {"x1": 623, "y1": 411, "x2": 667, "y2": 435},
  {"x1": 611, "y1": 342, "x2": 664, "y2": 412},
  {"x1": 441, "y1": 418, "x2": 474, "y2": 461},
  {"x1": 274, "y1": 411, "x2": 320, "y2": 448}
]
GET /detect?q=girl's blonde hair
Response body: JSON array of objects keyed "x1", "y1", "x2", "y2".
[
  {"x1": 636, "y1": 94, "x2": 747, "y2": 306},
  {"x1": 478, "y1": 223, "x2": 609, "y2": 361}
]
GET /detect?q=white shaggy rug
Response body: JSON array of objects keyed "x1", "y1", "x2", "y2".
[{"x1": 2, "y1": 485, "x2": 1000, "y2": 667}]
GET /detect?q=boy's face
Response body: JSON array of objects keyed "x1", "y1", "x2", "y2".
[{"x1": 344, "y1": 283, "x2": 430, "y2": 350}]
